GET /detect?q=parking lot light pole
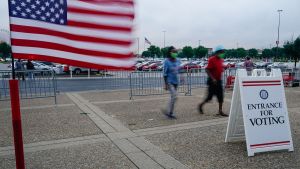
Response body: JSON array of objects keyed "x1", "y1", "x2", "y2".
[
  {"x1": 163, "y1": 30, "x2": 166, "y2": 48},
  {"x1": 276, "y1": 10, "x2": 283, "y2": 59}
]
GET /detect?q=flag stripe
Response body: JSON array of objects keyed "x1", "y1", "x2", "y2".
[
  {"x1": 69, "y1": 0, "x2": 134, "y2": 13},
  {"x1": 11, "y1": 39, "x2": 133, "y2": 59},
  {"x1": 11, "y1": 18, "x2": 132, "y2": 40},
  {"x1": 11, "y1": 33, "x2": 131, "y2": 55},
  {"x1": 11, "y1": 32, "x2": 131, "y2": 54},
  {"x1": 68, "y1": 12, "x2": 132, "y2": 27},
  {"x1": 68, "y1": 6, "x2": 134, "y2": 19},
  {"x1": 11, "y1": 24, "x2": 132, "y2": 46},
  {"x1": 78, "y1": 0, "x2": 134, "y2": 6},
  {"x1": 12, "y1": 46, "x2": 136, "y2": 67},
  {"x1": 14, "y1": 53, "x2": 135, "y2": 70},
  {"x1": 9, "y1": 0, "x2": 135, "y2": 70},
  {"x1": 67, "y1": 20, "x2": 132, "y2": 32}
]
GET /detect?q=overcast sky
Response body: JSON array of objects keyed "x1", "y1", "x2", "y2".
[
  {"x1": 1, "y1": 0, "x2": 300, "y2": 50},
  {"x1": 135, "y1": 0, "x2": 300, "y2": 50}
]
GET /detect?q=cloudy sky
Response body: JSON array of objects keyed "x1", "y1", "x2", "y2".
[{"x1": 1, "y1": 0, "x2": 300, "y2": 50}]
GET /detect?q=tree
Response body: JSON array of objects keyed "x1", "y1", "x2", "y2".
[
  {"x1": 225, "y1": 49, "x2": 237, "y2": 58},
  {"x1": 262, "y1": 49, "x2": 273, "y2": 59},
  {"x1": 141, "y1": 51, "x2": 151, "y2": 58},
  {"x1": 271, "y1": 47, "x2": 285, "y2": 61},
  {"x1": 147, "y1": 45, "x2": 161, "y2": 58},
  {"x1": 194, "y1": 46, "x2": 208, "y2": 58},
  {"x1": 182, "y1": 46, "x2": 194, "y2": 59},
  {"x1": 294, "y1": 37, "x2": 300, "y2": 66},
  {"x1": 284, "y1": 37, "x2": 300, "y2": 68},
  {"x1": 236, "y1": 48, "x2": 247, "y2": 58},
  {"x1": 0, "y1": 42, "x2": 12, "y2": 61},
  {"x1": 248, "y1": 48, "x2": 258, "y2": 58},
  {"x1": 161, "y1": 47, "x2": 169, "y2": 58}
]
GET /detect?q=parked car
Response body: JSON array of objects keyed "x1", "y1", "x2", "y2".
[
  {"x1": 142, "y1": 62, "x2": 162, "y2": 71},
  {"x1": 180, "y1": 62, "x2": 201, "y2": 72},
  {"x1": 267, "y1": 62, "x2": 288, "y2": 70},
  {"x1": 255, "y1": 62, "x2": 272, "y2": 69},
  {"x1": 137, "y1": 61, "x2": 156, "y2": 71},
  {"x1": 223, "y1": 62, "x2": 236, "y2": 69},
  {"x1": 62, "y1": 65, "x2": 106, "y2": 75}
]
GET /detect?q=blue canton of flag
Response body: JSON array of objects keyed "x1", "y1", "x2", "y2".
[{"x1": 9, "y1": 0, "x2": 67, "y2": 25}]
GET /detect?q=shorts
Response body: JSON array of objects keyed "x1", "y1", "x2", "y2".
[{"x1": 205, "y1": 78, "x2": 224, "y2": 103}]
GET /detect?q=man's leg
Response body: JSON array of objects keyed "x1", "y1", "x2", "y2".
[
  {"x1": 199, "y1": 83, "x2": 213, "y2": 114},
  {"x1": 216, "y1": 81, "x2": 228, "y2": 116},
  {"x1": 167, "y1": 84, "x2": 177, "y2": 118}
]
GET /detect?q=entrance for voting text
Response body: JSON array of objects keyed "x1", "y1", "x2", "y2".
[{"x1": 225, "y1": 69, "x2": 294, "y2": 156}]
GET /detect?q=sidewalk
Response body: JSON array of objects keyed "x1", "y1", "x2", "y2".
[{"x1": 1, "y1": 88, "x2": 300, "y2": 169}]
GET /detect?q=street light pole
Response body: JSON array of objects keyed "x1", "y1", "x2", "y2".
[
  {"x1": 276, "y1": 9, "x2": 283, "y2": 59},
  {"x1": 198, "y1": 40, "x2": 201, "y2": 47},
  {"x1": 163, "y1": 31, "x2": 166, "y2": 48}
]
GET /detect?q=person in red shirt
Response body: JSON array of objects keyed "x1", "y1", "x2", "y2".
[{"x1": 198, "y1": 45, "x2": 228, "y2": 116}]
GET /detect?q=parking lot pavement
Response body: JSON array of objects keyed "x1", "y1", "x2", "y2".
[
  {"x1": 285, "y1": 88, "x2": 300, "y2": 108},
  {"x1": 145, "y1": 110, "x2": 300, "y2": 169},
  {"x1": 0, "y1": 94, "x2": 73, "y2": 109},
  {"x1": 1, "y1": 87, "x2": 300, "y2": 169},
  {"x1": 1, "y1": 141, "x2": 137, "y2": 169},
  {"x1": 95, "y1": 95, "x2": 230, "y2": 130},
  {"x1": 0, "y1": 106, "x2": 102, "y2": 147}
]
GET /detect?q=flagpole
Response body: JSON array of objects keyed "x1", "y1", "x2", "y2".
[
  {"x1": 7, "y1": 1, "x2": 26, "y2": 168},
  {"x1": 137, "y1": 37, "x2": 140, "y2": 55}
]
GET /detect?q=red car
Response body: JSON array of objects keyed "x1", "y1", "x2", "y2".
[
  {"x1": 181, "y1": 63, "x2": 201, "y2": 70},
  {"x1": 142, "y1": 62, "x2": 162, "y2": 71}
]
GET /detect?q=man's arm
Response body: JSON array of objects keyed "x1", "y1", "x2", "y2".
[{"x1": 163, "y1": 61, "x2": 168, "y2": 89}]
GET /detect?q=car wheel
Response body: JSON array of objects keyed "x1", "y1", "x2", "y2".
[{"x1": 74, "y1": 68, "x2": 81, "y2": 75}]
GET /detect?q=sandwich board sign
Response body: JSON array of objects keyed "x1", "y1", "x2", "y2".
[{"x1": 225, "y1": 69, "x2": 294, "y2": 156}]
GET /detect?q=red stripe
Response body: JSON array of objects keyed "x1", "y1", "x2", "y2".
[
  {"x1": 80, "y1": 0, "x2": 134, "y2": 5},
  {"x1": 250, "y1": 143, "x2": 290, "y2": 149},
  {"x1": 243, "y1": 80, "x2": 281, "y2": 83},
  {"x1": 11, "y1": 39, "x2": 133, "y2": 59},
  {"x1": 13, "y1": 53, "x2": 135, "y2": 70},
  {"x1": 68, "y1": 6, "x2": 134, "y2": 19},
  {"x1": 67, "y1": 20, "x2": 132, "y2": 32},
  {"x1": 243, "y1": 84, "x2": 281, "y2": 86},
  {"x1": 78, "y1": 0, "x2": 134, "y2": 6},
  {"x1": 11, "y1": 24, "x2": 132, "y2": 46},
  {"x1": 250, "y1": 141, "x2": 290, "y2": 147}
]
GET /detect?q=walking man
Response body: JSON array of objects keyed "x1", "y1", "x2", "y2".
[
  {"x1": 199, "y1": 45, "x2": 228, "y2": 117},
  {"x1": 163, "y1": 46, "x2": 181, "y2": 119},
  {"x1": 26, "y1": 59, "x2": 35, "y2": 79},
  {"x1": 244, "y1": 56, "x2": 254, "y2": 75},
  {"x1": 15, "y1": 59, "x2": 25, "y2": 80}
]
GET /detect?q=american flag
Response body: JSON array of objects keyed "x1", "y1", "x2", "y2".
[
  {"x1": 8, "y1": 0, "x2": 136, "y2": 70},
  {"x1": 145, "y1": 37, "x2": 151, "y2": 45}
]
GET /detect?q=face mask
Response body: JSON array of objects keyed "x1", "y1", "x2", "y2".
[
  {"x1": 171, "y1": 53, "x2": 178, "y2": 58},
  {"x1": 218, "y1": 53, "x2": 225, "y2": 58}
]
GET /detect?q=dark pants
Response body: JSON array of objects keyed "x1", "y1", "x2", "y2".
[
  {"x1": 205, "y1": 78, "x2": 223, "y2": 103},
  {"x1": 16, "y1": 71, "x2": 25, "y2": 80},
  {"x1": 167, "y1": 84, "x2": 178, "y2": 114}
]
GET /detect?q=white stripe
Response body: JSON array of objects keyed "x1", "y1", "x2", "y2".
[
  {"x1": 11, "y1": 32, "x2": 132, "y2": 54},
  {"x1": 12, "y1": 46, "x2": 136, "y2": 67},
  {"x1": 68, "y1": 0, "x2": 134, "y2": 14},
  {"x1": 11, "y1": 18, "x2": 132, "y2": 41},
  {"x1": 68, "y1": 12, "x2": 132, "y2": 27}
]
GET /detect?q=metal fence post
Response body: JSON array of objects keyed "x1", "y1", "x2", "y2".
[{"x1": 129, "y1": 72, "x2": 133, "y2": 100}]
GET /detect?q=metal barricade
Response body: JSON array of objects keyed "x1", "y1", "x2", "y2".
[
  {"x1": 188, "y1": 68, "x2": 208, "y2": 89},
  {"x1": 129, "y1": 71, "x2": 190, "y2": 99},
  {"x1": 0, "y1": 70, "x2": 57, "y2": 103},
  {"x1": 282, "y1": 68, "x2": 300, "y2": 87}
]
